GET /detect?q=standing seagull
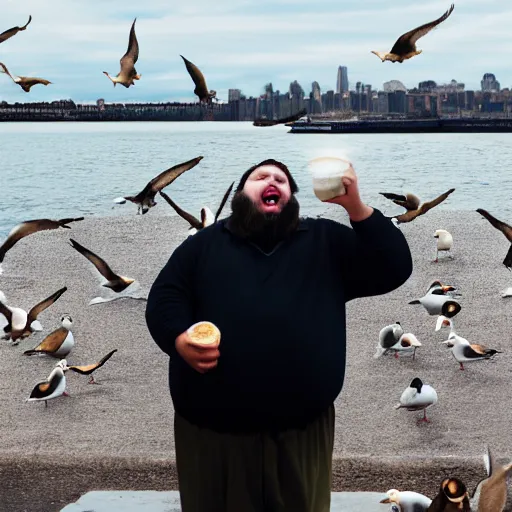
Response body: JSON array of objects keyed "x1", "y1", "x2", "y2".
[
  {"x1": 441, "y1": 336, "x2": 501, "y2": 371},
  {"x1": 23, "y1": 315, "x2": 74, "y2": 358},
  {"x1": 103, "y1": 18, "x2": 140, "y2": 88},
  {"x1": 371, "y1": 4, "x2": 455, "y2": 63},
  {"x1": 394, "y1": 377, "x2": 438, "y2": 424},
  {"x1": 0, "y1": 15, "x2": 32, "y2": 45},
  {"x1": 0, "y1": 217, "x2": 84, "y2": 270},
  {"x1": 476, "y1": 209, "x2": 512, "y2": 270},
  {"x1": 434, "y1": 229, "x2": 453, "y2": 263},
  {"x1": 113, "y1": 156, "x2": 204, "y2": 214},
  {"x1": 428, "y1": 477, "x2": 470, "y2": 512},
  {"x1": 26, "y1": 360, "x2": 69, "y2": 407},
  {"x1": 470, "y1": 445, "x2": 512, "y2": 512},
  {"x1": 63, "y1": 349, "x2": 117, "y2": 384},
  {"x1": 0, "y1": 62, "x2": 52, "y2": 92},
  {"x1": 382, "y1": 188, "x2": 455, "y2": 224},
  {"x1": 0, "y1": 287, "x2": 67, "y2": 344},
  {"x1": 180, "y1": 55, "x2": 216, "y2": 104},
  {"x1": 159, "y1": 180, "x2": 235, "y2": 235}
]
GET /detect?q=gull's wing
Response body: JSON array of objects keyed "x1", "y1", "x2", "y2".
[
  {"x1": 180, "y1": 55, "x2": 209, "y2": 100},
  {"x1": 145, "y1": 156, "x2": 203, "y2": 195},
  {"x1": 0, "y1": 62, "x2": 17, "y2": 84},
  {"x1": 120, "y1": 18, "x2": 139, "y2": 72},
  {"x1": 24, "y1": 327, "x2": 68, "y2": 354},
  {"x1": 69, "y1": 238, "x2": 119, "y2": 282},
  {"x1": 26, "y1": 287, "x2": 67, "y2": 326},
  {"x1": 396, "y1": 188, "x2": 454, "y2": 223},
  {"x1": 476, "y1": 209, "x2": 512, "y2": 243},
  {"x1": 0, "y1": 301, "x2": 12, "y2": 326},
  {"x1": 159, "y1": 191, "x2": 202, "y2": 230},
  {"x1": 214, "y1": 181, "x2": 235, "y2": 222},
  {"x1": 67, "y1": 349, "x2": 117, "y2": 375},
  {"x1": 0, "y1": 15, "x2": 32, "y2": 44},
  {"x1": 390, "y1": 4, "x2": 455, "y2": 54}
]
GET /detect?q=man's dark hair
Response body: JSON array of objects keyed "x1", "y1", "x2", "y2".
[{"x1": 235, "y1": 159, "x2": 299, "y2": 194}]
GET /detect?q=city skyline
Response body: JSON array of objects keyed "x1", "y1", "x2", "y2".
[{"x1": 0, "y1": 0, "x2": 510, "y2": 104}]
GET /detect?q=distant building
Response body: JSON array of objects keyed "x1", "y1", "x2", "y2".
[
  {"x1": 336, "y1": 66, "x2": 349, "y2": 94},
  {"x1": 228, "y1": 89, "x2": 241, "y2": 102},
  {"x1": 383, "y1": 80, "x2": 407, "y2": 93},
  {"x1": 481, "y1": 73, "x2": 500, "y2": 92}
]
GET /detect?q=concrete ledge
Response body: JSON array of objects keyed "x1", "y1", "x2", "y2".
[{"x1": 60, "y1": 490, "x2": 390, "y2": 512}]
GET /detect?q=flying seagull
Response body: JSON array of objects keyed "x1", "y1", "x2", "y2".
[
  {"x1": 0, "y1": 286, "x2": 67, "y2": 343},
  {"x1": 0, "y1": 15, "x2": 32, "y2": 45},
  {"x1": 253, "y1": 109, "x2": 307, "y2": 127},
  {"x1": 159, "y1": 180, "x2": 235, "y2": 235},
  {"x1": 0, "y1": 217, "x2": 84, "y2": 268},
  {"x1": 113, "y1": 156, "x2": 203, "y2": 214},
  {"x1": 381, "y1": 188, "x2": 455, "y2": 224},
  {"x1": 476, "y1": 208, "x2": 512, "y2": 270},
  {"x1": 63, "y1": 349, "x2": 117, "y2": 384},
  {"x1": 180, "y1": 55, "x2": 216, "y2": 104},
  {"x1": 371, "y1": 4, "x2": 455, "y2": 63},
  {"x1": 69, "y1": 238, "x2": 135, "y2": 294},
  {"x1": 0, "y1": 62, "x2": 51, "y2": 92},
  {"x1": 379, "y1": 192, "x2": 420, "y2": 211},
  {"x1": 103, "y1": 18, "x2": 140, "y2": 88}
]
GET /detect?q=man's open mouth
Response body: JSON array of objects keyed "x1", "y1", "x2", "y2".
[{"x1": 262, "y1": 188, "x2": 280, "y2": 205}]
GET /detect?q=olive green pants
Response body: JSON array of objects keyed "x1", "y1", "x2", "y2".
[{"x1": 174, "y1": 405, "x2": 335, "y2": 512}]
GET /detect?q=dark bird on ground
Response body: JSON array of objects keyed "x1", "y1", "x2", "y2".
[
  {"x1": 0, "y1": 15, "x2": 32, "y2": 44},
  {"x1": 103, "y1": 18, "x2": 140, "y2": 88},
  {"x1": 69, "y1": 239, "x2": 135, "y2": 293},
  {"x1": 382, "y1": 188, "x2": 455, "y2": 224},
  {"x1": 0, "y1": 217, "x2": 84, "y2": 264},
  {"x1": 253, "y1": 109, "x2": 307, "y2": 127},
  {"x1": 0, "y1": 62, "x2": 52, "y2": 92},
  {"x1": 113, "y1": 156, "x2": 204, "y2": 214},
  {"x1": 180, "y1": 55, "x2": 216, "y2": 104},
  {"x1": 476, "y1": 208, "x2": 512, "y2": 270},
  {"x1": 372, "y1": 4, "x2": 455, "y2": 63},
  {"x1": 64, "y1": 349, "x2": 117, "y2": 384},
  {"x1": 159, "y1": 181, "x2": 234, "y2": 234},
  {"x1": 0, "y1": 287, "x2": 67, "y2": 343}
]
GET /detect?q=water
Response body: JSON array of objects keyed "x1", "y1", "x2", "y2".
[{"x1": 1, "y1": 121, "x2": 511, "y2": 238}]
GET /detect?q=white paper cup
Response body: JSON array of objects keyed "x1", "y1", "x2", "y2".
[
  {"x1": 309, "y1": 157, "x2": 353, "y2": 201},
  {"x1": 187, "y1": 321, "x2": 221, "y2": 348}
]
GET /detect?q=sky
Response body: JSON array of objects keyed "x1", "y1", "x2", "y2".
[{"x1": 0, "y1": 0, "x2": 510, "y2": 104}]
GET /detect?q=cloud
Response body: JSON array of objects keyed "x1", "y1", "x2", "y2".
[{"x1": 0, "y1": 0, "x2": 510, "y2": 103}]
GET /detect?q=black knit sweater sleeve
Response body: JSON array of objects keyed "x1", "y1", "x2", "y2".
[
  {"x1": 145, "y1": 236, "x2": 197, "y2": 358},
  {"x1": 326, "y1": 207, "x2": 413, "y2": 302}
]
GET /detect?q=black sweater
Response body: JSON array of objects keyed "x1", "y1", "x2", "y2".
[{"x1": 145, "y1": 208, "x2": 413, "y2": 433}]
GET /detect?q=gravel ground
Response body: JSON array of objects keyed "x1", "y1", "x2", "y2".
[{"x1": 1, "y1": 206, "x2": 512, "y2": 510}]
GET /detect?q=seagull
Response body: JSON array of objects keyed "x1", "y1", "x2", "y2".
[
  {"x1": 371, "y1": 4, "x2": 455, "y2": 63},
  {"x1": 428, "y1": 477, "x2": 470, "y2": 512},
  {"x1": 394, "y1": 377, "x2": 438, "y2": 424},
  {"x1": 383, "y1": 188, "x2": 455, "y2": 224},
  {"x1": 180, "y1": 55, "x2": 216, "y2": 104},
  {"x1": 0, "y1": 15, "x2": 32, "y2": 45},
  {"x1": 440, "y1": 336, "x2": 501, "y2": 371},
  {"x1": 434, "y1": 229, "x2": 453, "y2": 263},
  {"x1": 159, "y1": 180, "x2": 234, "y2": 235},
  {"x1": 63, "y1": 349, "x2": 117, "y2": 384},
  {"x1": 379, "y1": 192, "x2": 420, "y2": 211},
  {"x1": 26, "y1": 359, "x2": 69, "y2": 407},
  {"x1": 374, "y1": 323, "x2": 422, "y2": 360},
  {"x1": 476, "y1": 209, "x2": 512, "y2": 271},
  {"x1": 253, "y1": 109, "x2": 307, "y2": 127},
  {"x1": 0, "y1": 62, "x2": 52, "y2": 92},
  {"x1": 23, "y1": 315, "x2": 74, "y2": 358},
  {"x1": 113, "y1": 156, "x2": 204, "y2": 215},
  {"x1": 435, "y1": 300, "x2": 461, "y2": 337},
  {"x1": 0, "y1": 287, "x2": 67, "y2": 344},
  {"x1": 380, "y1": 489, "x2": 432, "y2": 511},
  {"x1": 68, "y1": 238, "x2": 138, "y2": 302},
  {"x1": 409, "y1": 290, "x2": 461, "y2": 317},
  {"x1": 0, "y1": 217, "x2": 84, "y2": 270},
  {"x1": 469, "y1": 445, "x2": 512, "y2": 512},
  {"x1": 103, "y1": 18, "x2": 140, "y2": 88}
]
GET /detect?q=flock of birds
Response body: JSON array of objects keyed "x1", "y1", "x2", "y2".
[
  {"x1": 372, "y1": 187, "x2": 512, "y2": 511},
  {"x1": 3, "y1": 1, "x2": 512, "y2": 510}
]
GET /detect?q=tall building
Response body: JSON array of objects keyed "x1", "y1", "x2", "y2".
[
  {"x1": 228, "y1": 89, "x2": 241, "y2": 102},
  {"x1": 336, "y1": 66, "x2": 349, "y2": 94}
]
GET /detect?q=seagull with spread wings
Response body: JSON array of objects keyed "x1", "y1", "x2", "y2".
[
  {"x1": 159, "y1": 181, "x2": 234, "y2": 235},
  {"x1": 476, "y1": 209, "x2": 512, "y2": 271},
  {"x1": 381, "y1": 188, "x2": 455, "y2": 224},
  {"x1": 180, "y1": 55, "x2": 217, "y2": 104},
  {"x1": 0, "y1": 15, "x2": 32, "y2": 45},
  {"x1": 371, "y1": 4, "x2": 455, "y2": 63},
  {"x1": 0, "y1": 62, "x2": 51, "y2": 92},
  {"x1": 103, "y1": 18, "x2": 140, "y2": 88},
  {"x1": 113, "y1": 156, "x2": 203, "y2": 215}
]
